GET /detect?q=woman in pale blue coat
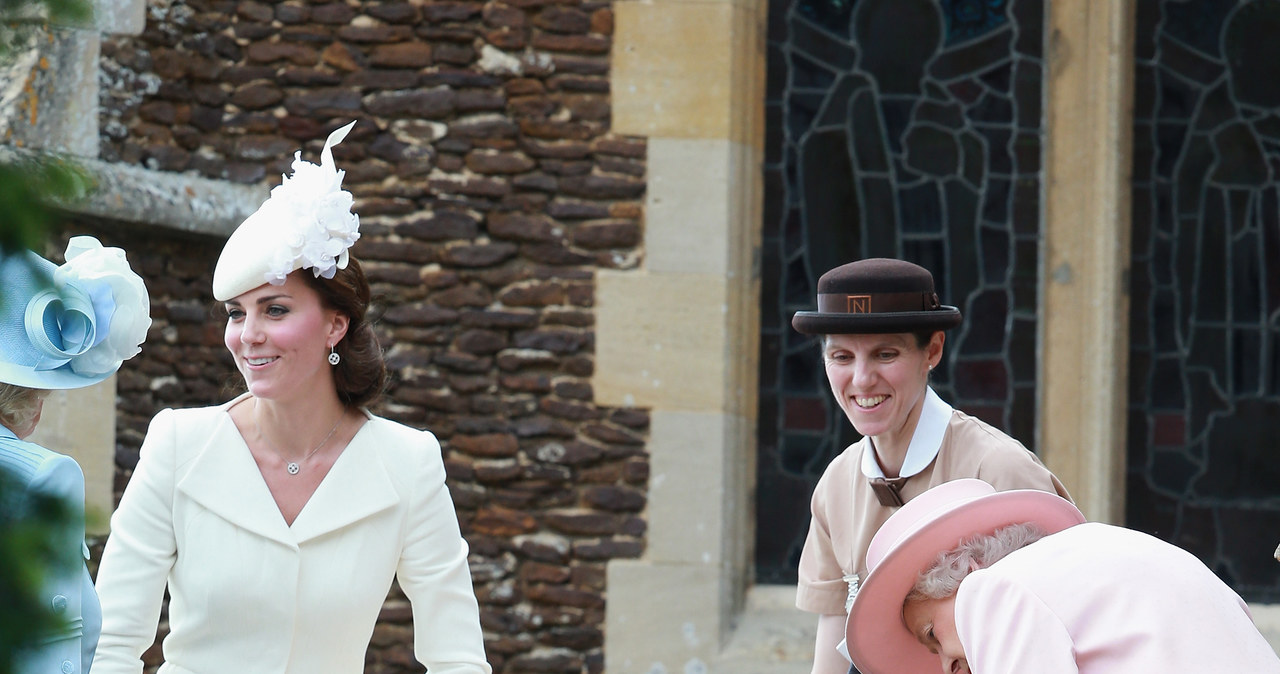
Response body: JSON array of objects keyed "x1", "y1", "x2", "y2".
[{"x1": 0, "y1": 237, "x2": 150, "y2": 674}]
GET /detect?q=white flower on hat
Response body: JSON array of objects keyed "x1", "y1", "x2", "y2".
[
  {"x1": 213, "y1": 121, "x2": 362, "y2": 301},
  {"x1": 55, "y1": 236, "x2": 152, "y2": 376},
  {"x1": 261, "y1": 121, "x2": 361, "y2": 286}
]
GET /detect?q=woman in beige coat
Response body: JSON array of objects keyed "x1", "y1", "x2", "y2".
[
  {"x1": 93, "y1": 122, "x2": 491, "y2": 674},
  {"x1": 790, "y1": 258, "x2": 1071, "y2": 674}
]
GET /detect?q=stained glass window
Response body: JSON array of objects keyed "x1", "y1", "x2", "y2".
[
  {"x1": 1128, "y1": 0, "x2": 1280, "y2": 602},
  {"x1": 757, "y1": 0, "x2": 1044, "y2": 583}
]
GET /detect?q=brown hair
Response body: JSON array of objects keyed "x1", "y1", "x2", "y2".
[{"x1": 301, "y1": 256, "x2": 387, "y2": 409}]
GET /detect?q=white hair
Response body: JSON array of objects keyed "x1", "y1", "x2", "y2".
[{"x1": 906, "y1": 522, "x2": 1047, "y2": 602}]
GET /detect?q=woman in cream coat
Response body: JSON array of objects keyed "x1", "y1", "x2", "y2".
[{"x1": 93, "y1": 122, "x2": 491, "y2": 674}]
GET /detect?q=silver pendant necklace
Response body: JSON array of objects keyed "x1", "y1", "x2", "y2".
[{"x1": 256, "y1": 409, "x2": 343, "y2": 476}]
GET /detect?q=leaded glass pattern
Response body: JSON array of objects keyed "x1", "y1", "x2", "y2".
[
  {"x1": 1130, "y1": 0, "x2": 1280, "y2": 602},
  {"x1": 757, "y1": 0, "x2": 1045, "y2": 583}
]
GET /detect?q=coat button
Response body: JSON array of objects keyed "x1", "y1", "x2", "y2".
[
  {"x1": 61, "y1": 660, "x2": 75, "y2": 673},
  {"x1": 51, "y1": 595, "x2": 68, "y2": 614}
]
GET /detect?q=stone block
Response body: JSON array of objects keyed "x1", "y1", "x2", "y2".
[
  {"x1": 312, "y1": 2, "x2": 357, "y2": 24},
  {"x1": 595, "y1": 270, "x2": 731, "y2": 410},
  {"x1": 5, "y1": 29, "x2": 100, "y2": 156},
  {"x1": 573, "y1": 538, "x2": 643, "y2": 560},
  {"x1": 605, "y1": 560, "x2": 725, "y2": 673},
  {"x1": 572, "y1": 219, "x2": 639, "y2": 249},
  {"x1": 97, "y1": 0, "x2": 146, "y2": 35},
  {"x1": 29, "y1": 383, "x2": 116, "y2": 534},
  {"x1": 611, "y1": 0, "x2": 757, "y2": 141},
  {"x1": 533, "y1": 6, "x2": 592, "y2": 34}
]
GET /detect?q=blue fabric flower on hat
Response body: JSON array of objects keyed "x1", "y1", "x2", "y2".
[{"x1": 0, "y1": 236, "x2": 150, "y2": 389}]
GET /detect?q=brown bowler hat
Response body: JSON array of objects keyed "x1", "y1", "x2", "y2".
[{"x1": 791, "y1": 258, "x2": 962, "y2": 335}]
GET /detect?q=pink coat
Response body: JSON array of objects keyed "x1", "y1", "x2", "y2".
[{"x1": 956, "y1": 522, "x2": 1280, "y2": 673}]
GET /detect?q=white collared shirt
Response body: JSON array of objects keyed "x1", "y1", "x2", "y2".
[
  {"x1": 840, "y1": 387, "x2": 953, "y2": 623},
  {"x1": 859, "y1": 386, "x2": 953, "y2": 480}
]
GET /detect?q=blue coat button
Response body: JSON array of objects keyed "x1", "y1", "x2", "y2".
[{"x1": 51, "y1": 594, "x2": 68, "y2": 614}]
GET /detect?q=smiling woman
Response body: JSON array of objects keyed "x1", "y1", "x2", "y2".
[
  {"x1": 92, "y1": 122, "x2": 492, "y2": 674},
  {"x1": 789, "y1": 258, "x2": 1072, "y2": 674}
]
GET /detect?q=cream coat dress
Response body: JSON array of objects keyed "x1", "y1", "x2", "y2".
[{"x1": 93, "y1": 395, "x2": 491, "y2": 674}]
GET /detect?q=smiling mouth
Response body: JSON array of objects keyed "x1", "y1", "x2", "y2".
[
  {"x1": 246, "y1": 357, "x2": 277, "y2": 366},
  {"x1": 855, "y1": 395, "x2": 887, "y2": 408}
]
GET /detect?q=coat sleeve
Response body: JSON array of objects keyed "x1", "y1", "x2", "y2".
[
  {"x1": 955, "y1": 570, "x2": 1080, "y2": 674},
  {"x1": 395, "y1": 429, "x2": 492, "y2": 674},
  {"x1": 93, "y1": 409, "x2": 180, "y2": 674},
  {"x1": 969, "y1": 430, "x2": 1073, "y2": 503},
  {"x1": 24, "y1": 451, "x2": 86, "y2": 567},
  {"x1": 796, "y1": 461, "x2": 851, "y2": 615},
  {"x1": 22, "y1": 450, "x2": 96, "y2": 674}
]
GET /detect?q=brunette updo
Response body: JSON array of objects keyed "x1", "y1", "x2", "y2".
[{"x1": 302, "y1": 256, "x2": 387, "y2": 409}]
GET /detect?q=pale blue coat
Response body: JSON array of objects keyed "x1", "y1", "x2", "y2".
[{"x1": 0, "y1": 425, "x2": 100, "y2": 674}]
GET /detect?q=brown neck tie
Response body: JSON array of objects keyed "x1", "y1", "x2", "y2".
[{"x1": 869, "y1": 476, "x2": 908, "y2": 507}]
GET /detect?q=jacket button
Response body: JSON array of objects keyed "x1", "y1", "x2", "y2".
[
  {"x1": 51, "y1": 595, "x2": 68, "y2": 614},
  {"x1": 61, "y1": 660, "x2": 75, "y2": 673}
]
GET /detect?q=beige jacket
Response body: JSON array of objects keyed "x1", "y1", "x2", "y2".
[{"x1": 797, "y1": 407, "x2": 1071, "y2": 615}]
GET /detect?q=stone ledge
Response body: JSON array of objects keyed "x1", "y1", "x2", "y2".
[
  {"x1": 96, "y1": 0, "x2": 146, "y2": 35},
  {"x1": 710, "y1": 585, "x2": 813, "y2": 674},
  {"x1": 0, "y1": 144, "x2": 265, "y2": 237}
]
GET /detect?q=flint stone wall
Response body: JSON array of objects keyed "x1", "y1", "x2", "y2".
[{"x1": 92, "y1": 0, "x2": 649, "y2": 671}]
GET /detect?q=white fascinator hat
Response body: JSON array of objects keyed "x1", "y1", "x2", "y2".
[
  {"x1": 212, "y1": 121, "x2": 361, "y2": 302},
  {"x1": 0, "y1": 236, "x2": 151, "y2": 389}
]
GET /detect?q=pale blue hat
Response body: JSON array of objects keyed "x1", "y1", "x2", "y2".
[{"x1": 0, "y1": 236, "x2": 151, "y2": 390}]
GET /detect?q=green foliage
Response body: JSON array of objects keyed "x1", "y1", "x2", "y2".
[
  {"x1": 0, "y1": 471, "x2": 75, "y2": 674},
  {"x1": 0, "y1": 1, "x2": 71, "y2": 71},
  {"x1": 0, "y1": 156, "x2": 90, "y2": 253},
  {"x1": 0, "y1": 0, "x2": 93, "y2": 50},
  {"x1": 0, "y1": 0, "x2": 94, "y2": 671}
]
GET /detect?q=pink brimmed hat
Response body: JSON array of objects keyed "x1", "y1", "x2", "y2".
[{"x1": 845, "y1": 479, "x2": 1085, "y2": 674}]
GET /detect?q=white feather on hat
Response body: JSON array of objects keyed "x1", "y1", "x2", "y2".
[{"x1": 213, "y1": 121, "x2": 361, "y2": 301}]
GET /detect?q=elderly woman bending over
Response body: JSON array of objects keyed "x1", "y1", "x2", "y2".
[{"x1": 845, "y1": 479, "x2": 1280, "y2": 674}]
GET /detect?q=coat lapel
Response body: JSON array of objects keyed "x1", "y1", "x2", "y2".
[
  {"x1": 289, "y1": 420, "x2": 400, "y2": 544},
  {"x1": 176, "y1": 412, "x2": 295, "y2": 546},
  {"x1": 175, "y1": 412, "x2": 401, "y2": 547}
]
